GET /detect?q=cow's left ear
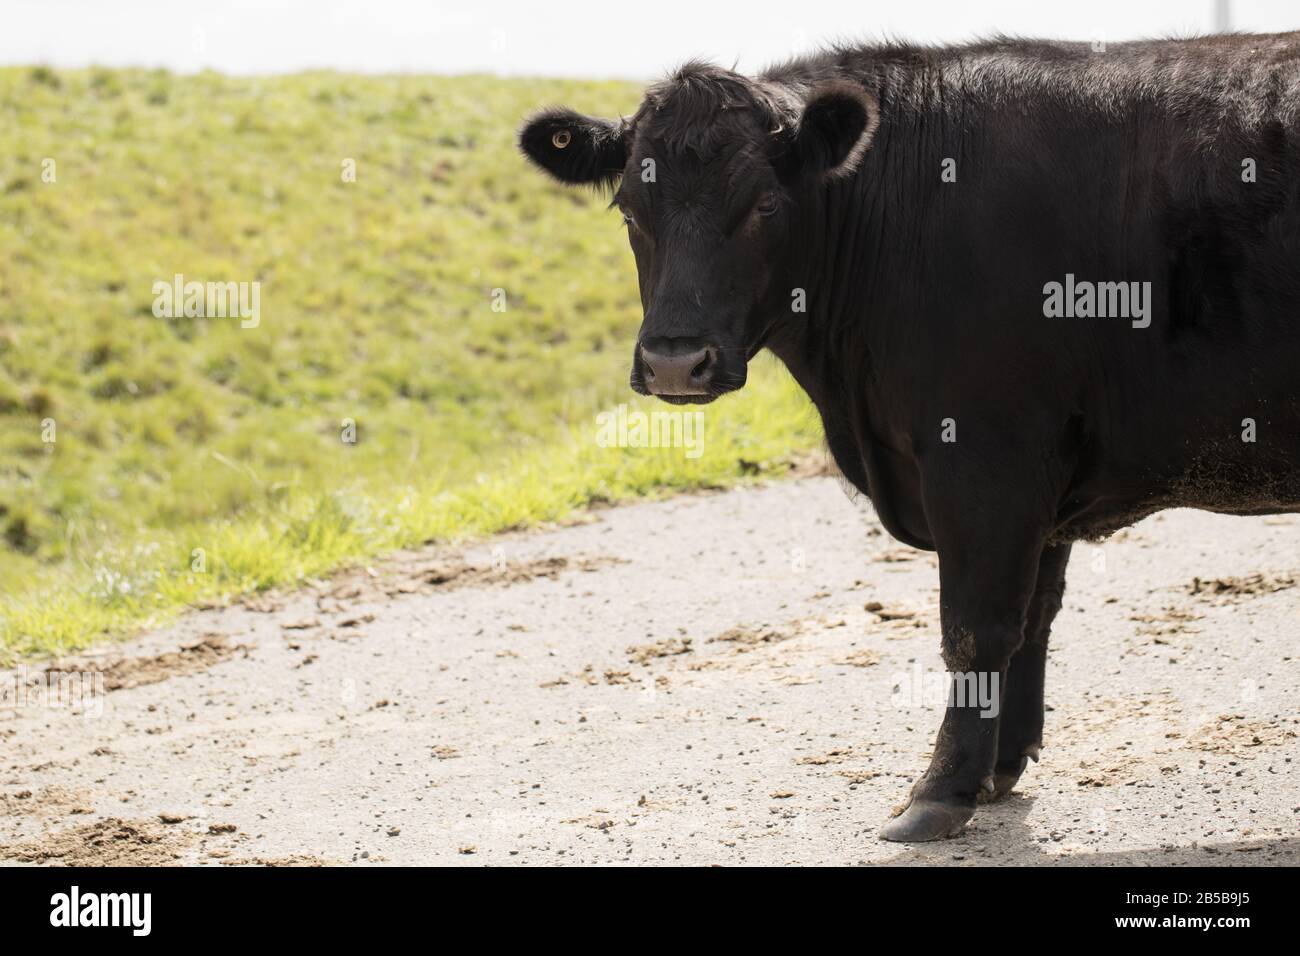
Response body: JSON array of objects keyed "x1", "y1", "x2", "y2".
[
  {"x1": 788, "y1": 82, "x2": 880, "y2": 179},
  {"x1": 519, "y1": 108, "x2": 628, "y2": 190}
]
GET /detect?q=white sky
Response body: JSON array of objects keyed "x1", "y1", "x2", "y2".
[{"x1": 1, "y1": 0, "x2": 1297, "y2": 79}]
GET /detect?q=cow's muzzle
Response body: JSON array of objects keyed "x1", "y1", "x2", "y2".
[
  {"x1": 630, "y1": 334, "x2": 748, "y2": 405},
  {"x1": 636, "y1": 336, "x2": 717, "y2": 397}
]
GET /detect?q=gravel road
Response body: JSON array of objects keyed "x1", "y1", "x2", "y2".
[{"x1": 2, "y1": 477, "x2": 1297, "y2": 865}]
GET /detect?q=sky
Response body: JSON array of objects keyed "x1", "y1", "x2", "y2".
[{"x1": 1, "y1": 0, "x2": 1297, "y2": 79}]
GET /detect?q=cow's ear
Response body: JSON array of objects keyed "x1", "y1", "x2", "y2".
[
  {"x1": 789, "y1": 82, "x2": 879, "y2": 179},
  {"x1": 519, "y1": 108, "x2": 627, "y2": 189}
]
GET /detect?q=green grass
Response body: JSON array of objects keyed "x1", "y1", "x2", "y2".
[{"x1": 0, "y1": 67, "x2": 822, "y2": 661}]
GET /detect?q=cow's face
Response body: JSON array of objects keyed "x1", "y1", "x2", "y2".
[{"x1": 520, "y1": 66, "x2": 878, "y2": 404}]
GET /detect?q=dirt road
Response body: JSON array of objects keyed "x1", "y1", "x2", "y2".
[{"x1": 2, "y1": 476, "x2": 1297, "y2": 865}]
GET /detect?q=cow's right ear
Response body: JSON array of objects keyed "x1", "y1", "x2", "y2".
[{"x1": 519, "y1": 109, "x2": 627, "y2": 190}]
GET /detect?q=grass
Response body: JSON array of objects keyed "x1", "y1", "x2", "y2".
[{"x1": 0, "y1": 67, "x2": 822, "y2": 661}]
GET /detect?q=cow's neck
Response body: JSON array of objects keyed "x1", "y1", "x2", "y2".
[
  {"x1": 766, "y1": 314, "x2": 876, "y2": 498},
  {"x1": 761, "y1": 150, "x2": 904, "y2": 499}
]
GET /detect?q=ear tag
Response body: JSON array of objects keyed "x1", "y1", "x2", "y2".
[{"x1": 551, "y1": 129, "x2": 572, "y2": 149}]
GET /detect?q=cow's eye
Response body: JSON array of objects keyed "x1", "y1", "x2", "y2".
[
  {"x1": 756, "y1": 193, "x2": 779, "y2": 217},
  {"x1": 621, "y1": 209, "x2": 636, "y2": 229}
]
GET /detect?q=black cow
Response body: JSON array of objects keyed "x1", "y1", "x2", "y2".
[{"x1": 519, "y1": 33, "x2": 1300, "y2": 841}]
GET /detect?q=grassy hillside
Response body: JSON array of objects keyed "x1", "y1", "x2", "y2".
[{"x1": 0, "y1": 67, "x2": 821, "y2": 660}]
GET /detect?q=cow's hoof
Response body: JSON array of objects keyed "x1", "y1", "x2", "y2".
[
  {"x1": 980, "y1": 756, "x2": 1029, "y2": 803},
  {"x1": 980, "y1": 745, "x2": 1041, "y2": 802},
  {"x1": 879, "y1": 798, "x2": 975, "y2": 842}
]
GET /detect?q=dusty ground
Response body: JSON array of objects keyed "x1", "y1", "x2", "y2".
[{"x1": 2, "y1": 477, "x2": 1297, "y2": 866}]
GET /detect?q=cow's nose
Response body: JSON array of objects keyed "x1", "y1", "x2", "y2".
[{"x1": 639, "y1": 337, "x2": 716, "y2": 395}]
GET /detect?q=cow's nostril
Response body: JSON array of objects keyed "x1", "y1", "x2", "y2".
[{"x1": 690, "y1": 350, "x2": 714, "y2": 380}]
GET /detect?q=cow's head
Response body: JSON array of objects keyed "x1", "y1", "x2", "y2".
[{"x1": 519, "y1": 63, "x2": 879, "y2": 404}]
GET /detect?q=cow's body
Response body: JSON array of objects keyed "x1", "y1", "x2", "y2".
[
  {"x1": 765, "y1": 35, "x2": 1300, "y2": 550},
  {"x1": 520, "y1": 32, "x2": 1300, "y2": 841}
]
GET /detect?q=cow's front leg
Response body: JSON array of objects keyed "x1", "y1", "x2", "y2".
[
  {"x1": 880, "y1": 502, "x2": 1048, "y2": 843},
  {"x1": 986, "y1": 542, "x2": 1072, "y2": 800}
]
